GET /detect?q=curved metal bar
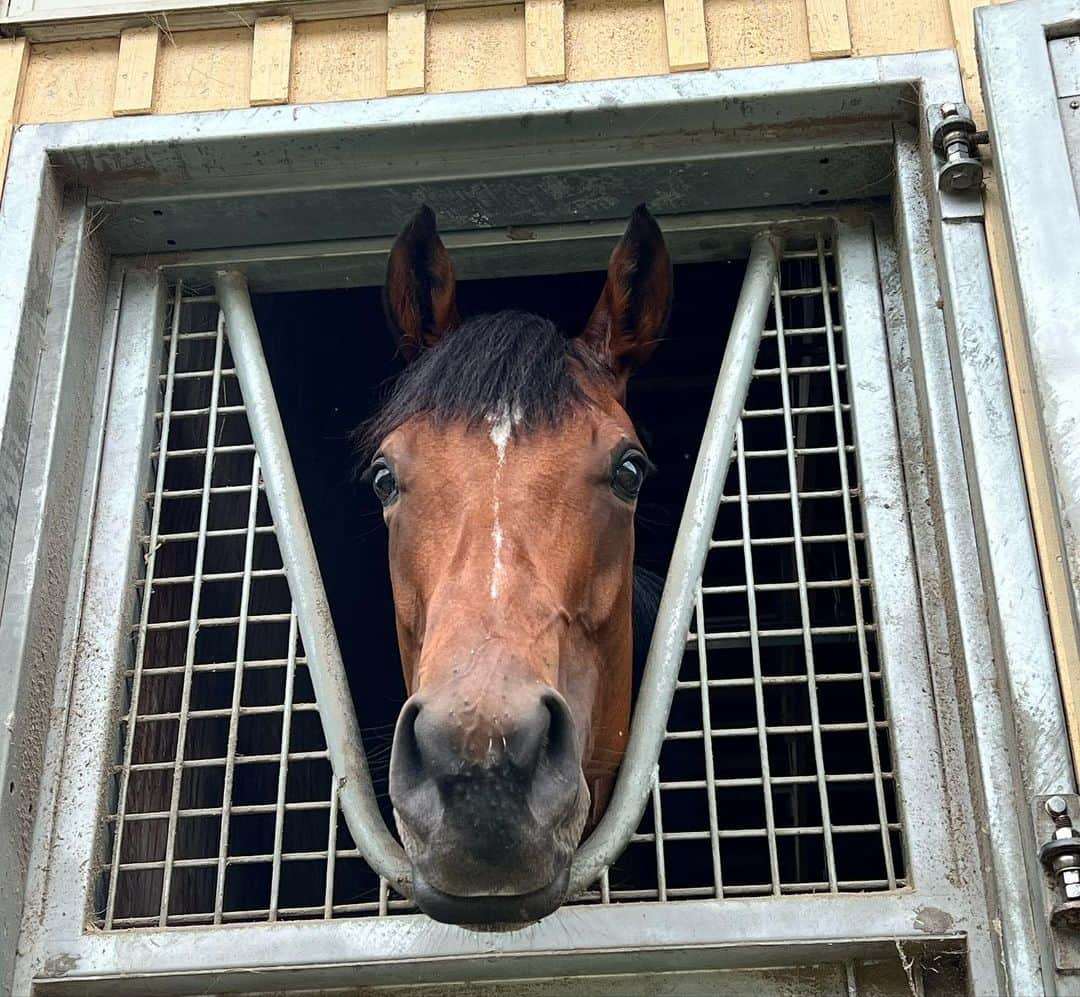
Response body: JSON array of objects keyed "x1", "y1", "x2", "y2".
[
  {"x1": 215, "y1": 231, "x2": 779, "y2": 904},
  {"x1": 214, "y1": 271, "x2": 414, "y2": 894},
  {"x1": 568, "y1": 231, "x2": 782, "y2": 895}
]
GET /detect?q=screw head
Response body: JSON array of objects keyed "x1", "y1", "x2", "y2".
[
  {"x1": 1048, "y1": 796, "x2": 1070, "y2": 819},
  {"x1": 941, "y1": 102, "x2": 959, "y2": 117},
  {"x1": 938, "y1": 158, "x2": 982, "y2": 192}
]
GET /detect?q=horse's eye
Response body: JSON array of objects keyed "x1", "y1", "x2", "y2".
[
  {"x1": 371, "y1": 461, "x2": 398, "y2": 505},
  {"x1": 612, "y1": 452, "x2": 647, "y2": 501}
]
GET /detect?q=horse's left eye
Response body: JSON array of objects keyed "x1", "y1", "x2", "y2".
[
  {"x1": 371, "y1": 461, "x2": 399, "y2": 505},
  {"x1": 612, "y1": 452, "x2": 647, "y2": 501}
]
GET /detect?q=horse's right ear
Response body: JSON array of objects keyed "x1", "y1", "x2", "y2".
[{"x1": 383, "y1": 205, "x2": 459, "y2": 361}]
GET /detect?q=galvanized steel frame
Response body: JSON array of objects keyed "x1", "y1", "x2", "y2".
[
  {"x1": 976, "y1": 0, "x2": 1080, "y2": 714},
  {"x1": 0, "y1": 49, "x2": 1069, "y2": 995}
]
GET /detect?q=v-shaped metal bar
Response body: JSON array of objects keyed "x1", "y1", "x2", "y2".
[{"x1": 213, "y1": 229, "x2": 780, "y2": 902}]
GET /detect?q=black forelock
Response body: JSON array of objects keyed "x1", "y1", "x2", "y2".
[{"x1": 358, "y1": 310, "x2": 612, "y2": 457}]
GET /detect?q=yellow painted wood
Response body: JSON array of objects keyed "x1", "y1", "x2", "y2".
[
  {"x1": 525, "y1": 0, "x2": 566, "y2": 83},
  {"x1": 250, "y1": 15, "x2": 293, "y2": 105},
  {"x1": 847, "y1": 0, "x2": 953, "y2": 56},
  {"x1": 946, "y1": 0, "x2": 982, "y2": 116},
  {"x1": 113, "y1": 26, "x2": 159, "y2": 116},
  {"x1": 565, "y1": 0, "x2": 668, "y2": 83},
  {"x1": 153, "y1": 27, "x2": 252, "y2": 114},
  {"x1": 0, "y1": 38, "x2": 29, "y2": 199},
  {"x1": 428, "y1": 4, "x2": 525, "y2": 93},
  {"x1": 704, "y1": 0, "x2": 809, "y2": 68},
  {"x1": 291, "y1": 16, "x2": 387, "y2": 104},
  {"x1": 20, "y1": 39, "x2": 119, "y2": 123},
  {"x1": 386, "y1": 3, "x2": 426, "y2": 95},
  {"x1": 805, "y1": 0, "x2": 851, "y2": 58},
  {"x1": 664, "y1": 0, "x2": 708, "y2": 71}
]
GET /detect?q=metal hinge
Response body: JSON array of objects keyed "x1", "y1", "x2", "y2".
[
  {"x1": 1038, "y1": 795, "x2": 1080, "y2": 930},
  {"x1": 930, "y1": 102, "x2": 990, "y2": 194}
]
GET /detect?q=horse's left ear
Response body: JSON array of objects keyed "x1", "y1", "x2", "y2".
[
  {"x1": 582, "y1": 204, "x2": 673, "y2": 395},
  {"x1": 383, "y1": 204, "x2": 459, "y2": 361}
]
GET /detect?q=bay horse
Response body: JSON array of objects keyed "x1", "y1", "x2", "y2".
[{"x1": 365, "y1": 203, "x2": 672, "y2": 926}]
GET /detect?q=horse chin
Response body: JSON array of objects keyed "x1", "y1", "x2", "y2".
[
  {"x1": 396, "y1": 774, "x2": 590, "y2": 929},
  {"x1": 412, "y1": 864, "x2": 571, "y2": 930}
]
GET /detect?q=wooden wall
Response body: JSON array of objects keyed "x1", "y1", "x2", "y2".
[{"x1": 0, "y1": 0, "x2": 1078, "y2": 764}]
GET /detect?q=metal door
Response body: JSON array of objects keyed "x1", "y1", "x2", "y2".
[{"x1": 976, "y1": 0, "x2": 1080, "y2": 641}]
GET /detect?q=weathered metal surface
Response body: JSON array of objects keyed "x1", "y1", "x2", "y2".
[
  {"x1": 892, "y1": 130, "x2": 1070, "y2": 994},
  {"x1": 977, "y1": 0, "x2": 1080, "y2": 664},
  {"x1": 0, "y1": 189, "x2": 110, "y2": 997}
]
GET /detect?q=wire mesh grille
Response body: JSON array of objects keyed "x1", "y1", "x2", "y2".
[{"x1": 97, "y1": 235, "x2": 904, "y2": 930}]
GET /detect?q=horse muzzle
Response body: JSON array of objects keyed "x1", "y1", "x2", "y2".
[{"x1": 389, "y1": 685, "x2": 588, "y2": 926}]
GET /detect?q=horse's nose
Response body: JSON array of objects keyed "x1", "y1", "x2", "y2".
[
  {"x1": 395, "y1": 688, "x2": 576, "y2": 783},
  {"x1": 390, "y1": 686, "x2": 581, "y2": 831}
]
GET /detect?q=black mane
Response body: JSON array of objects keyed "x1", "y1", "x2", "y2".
[{"x1": 360, "y1": 310, "x2": 611, "y2": 455}]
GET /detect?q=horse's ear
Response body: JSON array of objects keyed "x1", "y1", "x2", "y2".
[
  {"x1": 582, "y1": 204, "x2": 672, "y2": 393},
  {"x1": 383, "y1": 205, "x2": 459, "y2": 361}
]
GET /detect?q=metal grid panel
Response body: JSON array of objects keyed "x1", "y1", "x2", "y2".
[{"x1": 97, "y1": 235, "x2": 903, "y2": 929}]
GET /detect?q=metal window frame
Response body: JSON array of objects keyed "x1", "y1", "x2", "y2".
[
  {"x1": 976, "y1": 0, "x2": 1080, "y2": 684},
  {"x1": 0, "y1": 50, "x2": 1070, "y2": 995}
]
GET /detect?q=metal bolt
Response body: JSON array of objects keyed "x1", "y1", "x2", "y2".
[
  {"x1": 1048, "y1": 796, "x2": 1071, "y2": 826},
  {"x1": 1041, "y1": 796, "x2": 1080, "y2": 930},
  {"x1": 932, "y1": 102, "x2": 982, "y2": 193},
  {"x1": 1071, "y1": 100, "x2": 1080, "y2": 110}
]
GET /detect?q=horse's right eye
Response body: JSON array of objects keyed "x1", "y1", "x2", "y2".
[{"x1": 371, "y1": 462, "x2": 399, "y2": 505}]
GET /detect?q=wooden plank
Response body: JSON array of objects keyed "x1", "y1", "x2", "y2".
[
  {"x1": 0, "y1": 37, "x2": 29, "y2": 200},
  {"x1": 113, "y1": 26, "x2": 159, "y2": 116},
  {"x1": 152, "y1": 27, "x2": 252, "y2": 114},
  {"x1": 846, "y1": 0, "x2": 951, "y2": 57},
  {"x1": 291, "y1": 16, "x2": 386, "y2": 103},
  {"x1": 250, "y1": 14, "x2": 293, "y2": 105},
  {"x1": 805, "y1": 0, "x2": 851, "y2": 58},
  {"x1": 565, "y1": 0, "x2": 668, "y2": 83},
  {"x1": 20, "y1": 39, "x2": 119, "y2": 123},
  {"x1": 525, "y1": 0, "x2": 565, "y2": 83},
  {"x1": 386, "y1": 3, "x2": 426, "y2": 95},
  {"x1": 428, "y1": 5, "x2": 525, "y2": 93},
  {"x1": 663, "y1": 0, "x2": 708, "y2": 72},
  {"x1": 704, "y1": 0, "x2": 808, "y2": 69}
]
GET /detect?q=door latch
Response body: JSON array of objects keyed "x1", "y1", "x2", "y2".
[
  {"x1": 1040, "y1": 796, "x2": 1080, "y2": 929},
  {"x1": 931, "y1": 102, "x2": 988, "y2": 194}
]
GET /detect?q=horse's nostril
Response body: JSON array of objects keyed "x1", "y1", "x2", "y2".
[
  {"x1": 392, "y1": 698, "x2": 424, "y2": 779},
  {"x1": 541, "y1": 692, "x2": 575, "y2": 766}
]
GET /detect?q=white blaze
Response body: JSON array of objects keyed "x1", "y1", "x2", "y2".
[{"x1": 487, "y1": 406, "x2": 517, "y2": 601}]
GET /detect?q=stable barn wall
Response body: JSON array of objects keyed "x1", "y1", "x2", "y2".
[{"x1": 0, "y1": 0, "x2": 1077, "y2": 769}]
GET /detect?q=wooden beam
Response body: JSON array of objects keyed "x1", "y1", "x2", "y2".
[
  {"x1": 664, "y1": 0, "x2": 709, "y2": 72},
  {"x1": 113, "y1": 26, "x2": 159, "y2": 116},
  {"x1": 0, "y1": 37, "x2": 29, "y2": 199},
  {"x1": 805, "y1": 0, "x2": 852, "y2": 59},
  {"x1": 525, "y1": 0, "x2": 565, "y2": 83},
  {"x1": 386, "y1": 3, "x2": 426, "y2": 95},
  {"x1": 250, "y1": 15, "x2": 294, "y2": 105}
]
